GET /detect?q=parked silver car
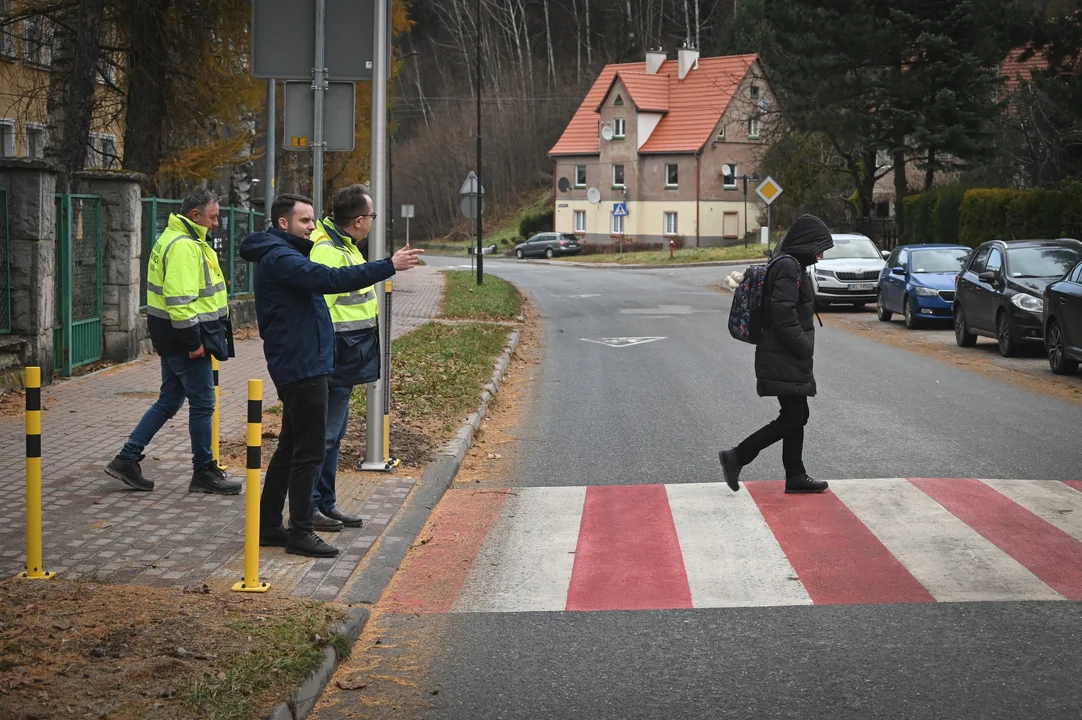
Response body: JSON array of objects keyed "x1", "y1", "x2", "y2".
[{"x1": 514, "y1": 232, "x2": 582, "y2": 259}]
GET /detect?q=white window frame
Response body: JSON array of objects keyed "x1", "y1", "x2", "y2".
[
  {"x1": 611, "y1": 212, "x2": 624, "y2": 235},
  {"x1": 665, "y1": 163, "x2": 678, "y2": 189},
  {"x1": 575, "y1": 164, "x2": 586, "y2": 188},
  {"x1": 613, "y1": 117, "x2": 626, "y2": 139},
  {"x1": 24, "y1": 122, "x2": 44, "y2": 158},
  {"x1": 612, "y1": 163, "x2": 625, "y2": 188},
  {"x1": 22, "y1": 16, "x2": 50, "y2": 66},
  {"x1": 99, "y1": 133, "x2": 118, "y2": 169},
  {"x1": 716, "y1": 125, "x2": 726, "y2": 142},
  {"x1": 723, "y1": 163, "x2": 738, "y2": 190},
  {"x1": 0, "y1": 120, "x2": 15, "y2": 158},
  {"x1": 573, "y1": 209, "x2": 586, "y2": 233},
  {"x1": 748, "y1": 115, "x2": 761, "y2": 139},
  {"x1": 0, "y1": 0, "x2": 14, "y2": 57},
  {"x1": 664, "y1": 212, "x2": 678, "y2": 236}
]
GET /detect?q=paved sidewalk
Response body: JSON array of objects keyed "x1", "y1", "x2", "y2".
[{"x1": 0, "y1": 266, "x2": 445, "y2": 600}]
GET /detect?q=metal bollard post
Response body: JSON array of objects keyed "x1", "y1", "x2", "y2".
[
  {"x1": 19, "y1": 367, "x2": 54, "y2": 580},
  {"x1": 211, "y1": 357, "x2": 227, "y2": 471},
  {"x1": 232, "y1": 379, "x2": 269, "y2": 593},
  {"x1": 383, "y1": 280, "x2": 400, "y2": 469}
]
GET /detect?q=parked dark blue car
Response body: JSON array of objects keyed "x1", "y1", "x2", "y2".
[{"x1": 877, "y1": 245, "x2": 972, "y2": 329}]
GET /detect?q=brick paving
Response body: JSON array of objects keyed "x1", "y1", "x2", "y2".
[{"x1": 0, "y1": 266, "x2": 445, "y2": 600}]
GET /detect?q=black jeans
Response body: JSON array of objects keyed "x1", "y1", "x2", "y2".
[
  {"x1": 260, "y1": 375, "x2": 329, "y2": 533},
  {"x1": 735, "y1": 396, "x2": 809, "y2": 479}
]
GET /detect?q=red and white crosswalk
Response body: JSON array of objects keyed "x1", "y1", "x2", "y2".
[{"x1": 383, "y1": 479, "x2": 1082, "y2": 614}]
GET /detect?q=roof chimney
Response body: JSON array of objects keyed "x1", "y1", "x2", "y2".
[
  {"x1": 645, "y1": 48, "x2": 666, "y2": 75},
  {"x1": 677, "y1": 43, "x2": 699, "y2": 80}
]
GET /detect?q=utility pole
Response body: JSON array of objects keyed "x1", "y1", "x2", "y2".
[
  {"x1": 311, "y1": 0, "x2": 327, "y2": 214},
  {"x1": 475, "y1": 0, "x2": 484, "y2": 285},
  {"x1": 266, "y1": 79, "x2": 275, "y2": 226}
]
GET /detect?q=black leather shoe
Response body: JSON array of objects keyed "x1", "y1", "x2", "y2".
[
  {"x1": 323, "y1": 506, "x2": 364, "y2": 528},
  {"x1": 312, "y1": 509, "x2": 344, "y2": 532},
  {"x1": 286, "y1": 530, "x2": 340, "y2": 558},
  {"x1": 719, "y1": 449, "x2": 742, "y2": 492},
  {"x1": 785, "y1": 474, "x2": 829, "y2": 494},
  {"x1": 189, "y1": 464, "x2": 242, "y2": 495},
  {"x1": 106, "y1": 454, "x2": 153, "y2": 491},
  {"x1": 259, "y1": 525, "x2": 289, "y2": 547}
]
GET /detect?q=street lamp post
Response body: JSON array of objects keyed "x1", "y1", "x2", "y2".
[{"x1": 475, "y1": 0, "x2": 484, "y2": 285}]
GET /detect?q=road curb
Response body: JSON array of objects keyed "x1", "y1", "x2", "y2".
[
  {"x1": 526, "y1": 257, "x2": 764, "y2": 270},
  {"x1": 266, "y1": 326, "x2": 522, "y2": 719}
]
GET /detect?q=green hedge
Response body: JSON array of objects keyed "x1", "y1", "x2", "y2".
[
  {"x1": 518, "y1": 204, "x2": 554, "y2": 239},
  {"x1": 906, "y1": 185, "x2": 1082, "y2": 248}
]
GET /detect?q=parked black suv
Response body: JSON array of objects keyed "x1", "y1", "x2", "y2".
[
  {"x1": 953, "y1": 238, "x2": 1082, "y2": 357},
  {"x1": 1043, "y1": 259, "x2": 1082, "y2": 375}
]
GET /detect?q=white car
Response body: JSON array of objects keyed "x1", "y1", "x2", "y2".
[{"x1": 808, "y1": 233, "x2": 890, "y2": 309}]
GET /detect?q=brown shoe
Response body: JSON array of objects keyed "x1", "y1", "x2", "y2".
[
  {"x1": 312, "y1": 509, "x2": 344, "y2": 532},
  {"x1": 323, "y1": 506, "x2": 364, "y2": 528}
]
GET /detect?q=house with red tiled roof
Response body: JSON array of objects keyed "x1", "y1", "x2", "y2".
[{"x1": 549, "y1": 48, "x2": 777, "y2": 247}]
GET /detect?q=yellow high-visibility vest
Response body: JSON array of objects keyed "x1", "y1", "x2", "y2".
[
  {"x1": 310, "y1": 217, "x2": 378, "y2": 332},
  {"x1": 146, "y1": 214, "x2": 228, "y2": 328}
]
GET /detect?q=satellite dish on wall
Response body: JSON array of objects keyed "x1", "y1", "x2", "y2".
[
  {"x1": 601, "y1": 125, "x2": 615, "y2": 141},
  {"x1": 722, "y1": 164, "x2": 733, "y2": 177},
  {"x1": 557, "y1": 176, "x2": 571, "y2": 193},
  {"x1": 586, "y1": 187, "x2": 601, "y2": 205}
]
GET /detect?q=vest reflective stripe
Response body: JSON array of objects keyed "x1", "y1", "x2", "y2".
[
  {"x1": 146, "y1": 214, "x2": 230, "y2": 330},
  {"x1": 309, "y1": 218, "x2": 379, "y2": 333}
]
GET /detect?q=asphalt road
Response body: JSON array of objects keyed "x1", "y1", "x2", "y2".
[{"x1": 315, "y1": 256, "x2": 1082, "y2": 720}]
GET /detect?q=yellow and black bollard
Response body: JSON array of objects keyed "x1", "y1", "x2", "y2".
[
  {"x1": 383, "y1": 280, "x2": 400, "y2": 469},
  {"x1": 19, "y1": 367, "x2": 54, "y2": 580},
  {"x1": 232, "y1": 379, "x2": 269, "y2": 593}
]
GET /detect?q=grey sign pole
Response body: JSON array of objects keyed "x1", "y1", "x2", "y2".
[
  {"x1": 362, "y1": 0, "x2": 390, "y2": 471},
  {"x1": 311, "y1": 0, "x2": 327, "y2": 215},
  {"x1": 265, "y1": 79, "x2": 275, "y2": 226}
]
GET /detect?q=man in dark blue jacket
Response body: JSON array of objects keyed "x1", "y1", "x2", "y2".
[{"x1": 239, "y1": 194, "x2": 422, "y2": 558}]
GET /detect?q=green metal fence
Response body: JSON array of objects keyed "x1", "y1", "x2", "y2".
[
  {"x1": 0, "y1": 186, "x2": 9, "y2": 334},
  {"x1": 140, "y1": 198, "x2": 265, "y2": 308},
  {"x1": 53, "y1": 195, "x2": 103, "y2": 375}
]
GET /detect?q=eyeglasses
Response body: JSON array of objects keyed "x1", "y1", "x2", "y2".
[{"x1": 353, "y1": 213, "x2": 377, "y2": 221}]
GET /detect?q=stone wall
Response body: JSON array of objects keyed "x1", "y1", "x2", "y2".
[{"x1": 0, "y1": 159, "x2": 58, "y2": 386}]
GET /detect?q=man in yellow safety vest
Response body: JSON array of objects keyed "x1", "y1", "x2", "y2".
[
  {"x1": 105, "y1": 188, "x2": 240, "y2": 495},
  {"x1": 308, "y1": 184, "x2": 396, "y2": 531}
]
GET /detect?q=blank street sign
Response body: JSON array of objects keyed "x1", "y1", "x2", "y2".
[
  {"x1": 251, "y1": 0, "x2": 375, "y2": 81},
  {"x1": 283, "y1": 81, "x2": 356, "y2": 152}
]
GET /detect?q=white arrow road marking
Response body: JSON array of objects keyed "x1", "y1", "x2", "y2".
[{"x1": 580, "y1": 337, "x2": 667, "y2": 348}]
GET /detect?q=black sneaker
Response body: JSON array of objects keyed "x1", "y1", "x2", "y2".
[
  {"x1": 105, "y1": 454, "x2": 153, "y2": 491},
  {"x1": 785, "y1": 474, "x2": 829, "y2": 494},
  {"x1": 719, "y1": 449, "x2": 742, "y2": 492},
  {"x1": 286, "y1": 530, "x2": 340, "y2": 558},
  {"x1": 259, "y1": 524, "x2": 289, "y2": 547},
  {"x1": 189, "y1": 464, "x2": 242, "y2": 495}
]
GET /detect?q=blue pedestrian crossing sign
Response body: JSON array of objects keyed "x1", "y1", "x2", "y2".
[{"x1": 613, "y1": 202, "x2": 628, "y2": 217}]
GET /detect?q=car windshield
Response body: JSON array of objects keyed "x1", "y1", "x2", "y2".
[
  {"x1": 1008, "y1": 246, "x2": 1082, "y2": 278},
  {"x1": 822, "y1": 237, "x2": 882, "y2": 260},
  {"x1": 910, "y1": 248, "x2": 969, "y2": 273}
]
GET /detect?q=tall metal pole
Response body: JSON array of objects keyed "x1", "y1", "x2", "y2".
[
  {"x1": 312, "y1": 0, "x2": 327, "y2": 215},
  {"x1": 266, "y1": 80, "x2": 276, "y2": 226},
  {"x1": 475, "y1": 0, "x2": 484, "y2": 285},
  {"x1": 743, "y1": 176, "x2": 748, "y2": 249},
  {"x1": 362, "y1": 0, "x2": 391, "y2": 471}
]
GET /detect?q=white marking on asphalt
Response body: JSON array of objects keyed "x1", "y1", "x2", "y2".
[
  {"x1": 666, "y1": 483, "x2": 812, "y2": 608},
  {"x1": 980, "y1": 479, "x2": 1082, "y2": 543},
  {"x1": 619, "y1": 305, "x2": 695, "y2": 315},
  {"x1": 831, "y1": 479, "x2": 1062, "y2": 602},
  {"x1": 452, "y1": 486, "x2": 586, "y2": 613},
  {"x1": 580, "y1": 337, "x2": 666, "y2": 347},
  {"x1": 568, "y1": 294, "x2": 601, "y2": 298}
]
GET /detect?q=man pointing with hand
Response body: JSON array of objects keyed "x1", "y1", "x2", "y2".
[{"x1": 239, "y1": 193, "x2": 423, "y2": 558}]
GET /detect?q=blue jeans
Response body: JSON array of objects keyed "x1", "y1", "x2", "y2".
[
  {"x1": 313, "y1": 383, "x2": 353, "y2": 512},
  {"x1": 120, "y1": 353, "x2": 215, "y2": 471}
]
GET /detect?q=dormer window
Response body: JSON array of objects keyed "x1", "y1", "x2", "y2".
[{"x1": 613, "y1": 118, "x2": 626, "y2": 138}]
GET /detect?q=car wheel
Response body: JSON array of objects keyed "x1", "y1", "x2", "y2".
[
  {"x1": 904, "y1": 296, "x2": 920, "y2": 330},
  {"x1": 954, "y1": 305, "x2": 977, "y2": 347},
  {"x1": 877, "y1": 292, "x2": 893, "y2": 322},
  {"x1": 516, "y1": 249, "x2": 524, "y2": 259},
  {"x1": 1047, "y1": 320, "x2": 1080, "y2": 375},
  {"x1": 996, "y1": 310, "x2": 1017, "y2": 357},
  {"x1": 545, "y1": 247, "x2": 554, "y2": 259}
]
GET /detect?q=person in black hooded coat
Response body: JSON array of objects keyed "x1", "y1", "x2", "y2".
[{"x1": 720, "y1": 215, "x2": 835, "y2": 493}]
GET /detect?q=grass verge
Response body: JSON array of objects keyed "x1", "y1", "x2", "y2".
[
  {"x1": 559, "y1": 244, "x2": 769, "y2": 265},
  {"x1": 441, "y1": 269, "x2": 522, "y2": 320}
]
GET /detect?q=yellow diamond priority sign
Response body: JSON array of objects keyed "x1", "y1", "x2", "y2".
[{"x1": 755, "y1": 176, "x2": 784, "y2": 205}]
